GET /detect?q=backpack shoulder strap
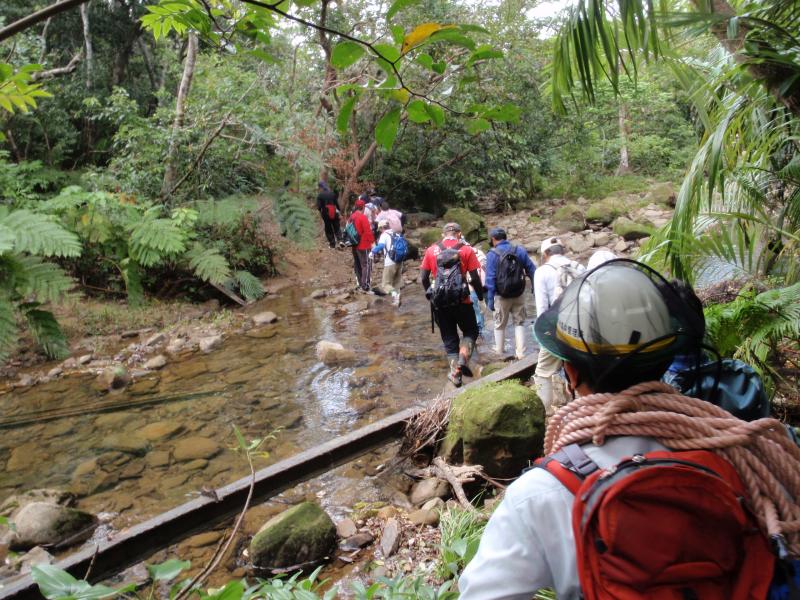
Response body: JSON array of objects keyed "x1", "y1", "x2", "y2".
[
  {"x1": 436, "y1": 241, "x2": 446, "y2": 252},
  {"x1": 534, "y1": 443, "x2": 599, "y2": 495}
]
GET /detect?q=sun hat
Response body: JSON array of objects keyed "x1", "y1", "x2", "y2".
[
  {"x1": 534, "y1": 260, "x2": 697, "y2": 373},
  {"x1": 354, "y1": 199, "x2": 366, "y2": 209},
  {"x1": 377, "y1": 219, "x2": 390, "y2": 230},
  {"x1": 540, "y1": 236, "x2": 563, "y2": 256}
]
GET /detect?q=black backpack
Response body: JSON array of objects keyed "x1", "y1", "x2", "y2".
[
  {"x1": 432, "y1": 242, "x2": 467, "y2": 309},
  {"x1": 492, "y1": 245, "x2": 526, "y2": 298}
]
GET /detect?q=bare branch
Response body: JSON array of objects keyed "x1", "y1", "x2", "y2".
[
  {"x1": 0, "y1": 0, "x2": 89, "y2": 43},
  {"x1": 31, "y1": 51, "x2": 82, "y2": 80}
]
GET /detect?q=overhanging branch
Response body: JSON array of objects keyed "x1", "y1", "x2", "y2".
[{"x1": 0, "y1": 0, "x2": 89, "y2": 43}]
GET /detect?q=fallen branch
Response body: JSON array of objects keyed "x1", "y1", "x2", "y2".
[
  {"x1": 31, "y1": 51, "x2": 82, "y2": 80},
  {"x1": 432, "y1": 457, "x2": 482, "y2": 514}
]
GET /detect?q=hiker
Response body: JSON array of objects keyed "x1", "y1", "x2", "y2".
[
  {"x1": 485, "y1": 227, "x2": 536, "y2": 359},
  {"x1": 370, "y1": 219, "x2": 406, "y2": 306},
  {"x1": 360, "y1": 193, "x2": 379, "y2": 241},
  {"x1": 420, "y1": 222, "x2": 484, "y2": 387},
  {"x1": 532, "y1": 237, "x2": 585, "y2": 414},
  {"x1": 468, "y1": 245, "x2": 487, "y2": 337},
  {"x1": 586, "y1": 248, "x2": 617, "y2": 271},
  {"x1": 347, "y1": 198, "x2": 375, "y2": 292},
  {"x1": 377, "y1": 200, "x2": 404, "y2": 233},
  {"x1": 316, "y1": 181, "x2": 341, "y2": 248},
  {"x1": 460, "y1": 259, "x2": 800, "y2": 600}
]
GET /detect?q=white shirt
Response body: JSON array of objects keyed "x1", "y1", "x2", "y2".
[
  {"x1": 533, "y1": 255, "x2": 585, "y2": 317},
  {"x1": 377, "y1": 230, "x2": 396, "y2": 267},
  {"x1": 458, "y1": 436, "x2": 668, "y2": 600}
]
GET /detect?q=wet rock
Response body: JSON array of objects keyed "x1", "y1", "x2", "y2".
[
  {"x1": 480, "y1": 362, "x2": 508, "y2": 378},
  {"x1": 552, "y1": 204, "x2": 585, "y2": 233},
  {"x1": 165, "y1": 338, "x2": 186, "y2": 355},
  {"x1": 614, "y1": 239, "x2": 631, "y2": 253},
  {"x1": 5, "y1": 502, "x2": 97, "y2": 551},
  {"x1": 199, "y1": 335, "x2": 223, "y2": 353},
  {"x1": 77, "y1": 354, "x2": 93, "y2": 365},
  {"x1": 173, "y1": 437, "x2": 222, "y2": 462},
  {"x1": 6, "y1": 442, "x2": 42, "y2": 471},
  {"x1": 46, "y1": 366, "x2": 62, "y2": 378},
  {"x1": 336, "y1": 518, "x2": 358, "y2": 538},
  {"x1": 310, "y1": 289, "x2": 327, "y2": 299},
  {"x1": 379, "y1": 518, "x2": 401, "y2": 557},
  {"x1": 249, "y1": 502, "x2": 336, "y2": 569},
  {"x1": 316, "y1": 341, "x2": 357, "y2": 366},
  {"x1": 121, "y1": 329, "x2": 141, "y2": 339},
  {"x1": 146, "y1": 451, "x2": 170, "y2": 468},
  {"x1": 340, "y1": 532, "x2": 374, "y2": 551},
  {"x1": 143, "y1": 355, "x2": 167, "y2": 370},
  {"x1": 440, "y1": 380, "x2": 545, "y2": 479},
  {"x1": 409, "y1": 478, "x2": 449, "y2": 506},
  {"x1": 16, "y1": 546, "x2": 55, "y2": 574},
  {"x1": 140, "y1": 421, "x2": 184, "y2": 441},
  {"x1": 184, "y1": 459, "x2": 209, "y2": 471},
  {"x1": 585, "y1": 198, "x2": 626, "y2": 225},
  {"x1": 389, "y1": 491, "x2": 413, "y2": 509},
  {"x1": 72, "y1": 459, "x2": 98, "y2": 479},
  {"x1": 252, "y1": 311, "x2": 279, "y2": 326},
  {"x1": 422, "y1": 497, "x2": 445, "y2": 512},
  {"x1": 185, "y1": 531, "x2": 223, "y2": 548},
  {"x1": 144, "y1": 332, "x2": 167, "y2": 347},
  {"x1": 567, "y1": 235, "x2": 593, "y2": 254},
  {"x1": 0, "y1": 489, "x2": 73, "y2": 516},
  {"x1": 14, "y1": 374, "x2": 34, "y2": 388},
  {"x1": 120, "y1": 462, "x2": 145, "y2": 479},
  {"x1": 71, "y1": 471, "x2": 119, "y2": 497},
  {"x1": 61, "y1": 357, "x2": 77, "y2": 370},
  {"x1": 97, "y1": 366, "x2": 130, "y2": 391},
  {"x1": 99, "y1": 434, "x2": 150, "y2": 456}
]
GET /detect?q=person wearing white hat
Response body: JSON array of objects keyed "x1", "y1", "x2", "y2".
[
  {"x1": 371, "y1": 219, "x2": 403, "y2": 306},
  {"x1": 532, "y1": 236, "x2": 585, "y2": 414}
]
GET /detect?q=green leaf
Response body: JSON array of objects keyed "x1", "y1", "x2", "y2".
[
  {"x1": 0, "y1": 295, "x2": 17, "y2": 363},
  {"x1": 331, "y1": 42, "x2": 365, "y2": 69},
  {"x1": 204, "y1": 580, "x2": 244, "y2": 600},
  {"x1": 390, "y1": 25, "x2": 405, "y2": 45},
  {"x1": 415, "y1": 53, "x2": 434, "y2": 70},
  {"x1": 0, "y1": 223, "x2": 14, "y2": 253},
  {"x1": 428, "y1": 29, "x2": 476, "y2": 50},
  {"x1": 372, "y1": 43, "x2": 401, "y2": 64},
  {"x1": 406, "y1": 100, "x2": 430, "y2": 123},
  {"x1": 147, "y1": 559, "x2": 191, "y2": 582},
  {"x1": 483, "y1": 103, "x2": 521, "y2": 122},
  {"x1": 337, "y1": 96, "x2": 357, "y2": 134},
  {"x1": 32, "y1": 564, "x2": 134, "y2": 599},
  {"x1": 468, "y1": 44, "x2": 503, "y2": 64},
  {"x1": 465, "y1": 118, "x2": 491, "y2": 135},
  {"x1": 0, "y1": 209, "x2": 81, "y2": 257},
  {"x1": 432, "y1": 61, "x2": 446, "y2": 74},
  {"x1": 232, "y1": 424, "x2": 248, "y2": 452},
  {"x1": 386, "y1": 0, "x2": 422, "y2": 21},
  {"x1": 424, "y1": 103, "x2": 445, "y2": 127},
  {"x1": 375, "y1": 107, "x2": 402, "y2": 151}
]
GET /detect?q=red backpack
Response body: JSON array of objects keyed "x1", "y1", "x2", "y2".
[{"x1": 536, "y1": 444, "x2": 774, "y2": 600}]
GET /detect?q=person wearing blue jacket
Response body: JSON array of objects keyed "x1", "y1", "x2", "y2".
[{"x1": 485, "y1": 227, "x2": 536, "y2": 359}]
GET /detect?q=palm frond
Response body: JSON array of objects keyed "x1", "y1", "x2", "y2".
[{"x1": 0, "y1": 207, "x2": 81, "y2": 257}]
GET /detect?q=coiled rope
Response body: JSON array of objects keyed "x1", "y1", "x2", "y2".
[{"x1": 544, "y1": 381, "x2": 800, "y2": 557}]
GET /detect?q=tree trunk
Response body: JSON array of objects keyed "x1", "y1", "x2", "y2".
[
  {"x1": 317, "y1": 0, "x2": 336, "y2": 117},
  {"x1": 162, "y1": 32, "x2": 198, "y2": 198},
  {"x1": 79, "y1": 2, "x2": 93, "y2": 89},
  {"x1": 111, "y1": 30, "x2": 138, "y2": 87},
  {"x1": 616, "y1": 100, "x2": 631, "y2": 175},
  {"x1": 696, "y1": 0, "x2": 800, "y2": 117}
]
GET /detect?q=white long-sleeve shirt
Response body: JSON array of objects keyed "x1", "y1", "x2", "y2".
[
  {"x1": 458, "y1": 436, "x2": 667, "y2": 600},
  {"x1": 533, "y1": 255, "x2": 585, "y2": 317}
]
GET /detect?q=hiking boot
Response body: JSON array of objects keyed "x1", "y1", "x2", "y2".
[
  {"x1": 448, "y1": 360, "x2": 463, "y2": 387},
  {"x1": 458, "y1": 339, "x2": 475, "y2": 377},
  {"x1": 391, "y1": 291, "x2": 401, "y2": 307}
]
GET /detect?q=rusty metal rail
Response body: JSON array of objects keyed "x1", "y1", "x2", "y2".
[{"x1": 0, "y1": 353, "x2": 537, "y2": 600}]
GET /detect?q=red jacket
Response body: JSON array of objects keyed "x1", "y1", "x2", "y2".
[{"x1": 350, "y1": 210, "x2": 374, "y2": 250}]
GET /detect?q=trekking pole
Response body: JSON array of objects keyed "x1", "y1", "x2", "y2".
[{"x1": 431, "y1": 303, "x2": 435, "y2": 334}]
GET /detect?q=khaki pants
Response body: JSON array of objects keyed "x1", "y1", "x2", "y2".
[
  {"x1": 380, "y1": 262, "x2": 403, "y2": 294},
  {"x1": 493, "y1": 295, "x2": 527, "y2": 330},
  {"x1": 534, "y1": 347, "x2": 569, "y2": 414}
]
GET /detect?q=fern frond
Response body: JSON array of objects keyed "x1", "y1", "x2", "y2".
[
  {"x1": 0, "y1": 223, "x2": 14, "y2": 254},
  {"x1": 193, "y1": 196, "x2": 260, "y2": 227},
  {"x1": 0, "y1": 295, "x2": 17, "y2": 363},
  {"x1": 273, "y1": 192, "x2": 317, "y2": 249},
  {"x1": 186, "y1": 244, "x2": 231, "y2": 286},
  {"x1": 14, "y1": 255, "x2": 74, "y2": 303},
  {"x1": 22, "y1": 304, "x2": 69, "y2": 360},
  {"x1": 0, "y1": 208, "x2": 81, "y2": 257},
  {"x1": 128, "y1": 217, "x2": 187, "y2": 267},
  {"x1": 231, "y1": 270, "x2": 265, "y2": 302}
]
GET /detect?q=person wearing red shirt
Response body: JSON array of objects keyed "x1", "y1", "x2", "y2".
[
  {"x1": 420, "y1": 222, "x2": 484, "y2": 386},
  {"x1": 349, "y1": 198, "x2": 375, "y2": 291}
]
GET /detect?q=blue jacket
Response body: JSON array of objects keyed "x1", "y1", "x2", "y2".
[{"x1": 485, "y1": 240, "x2": 536, "y2": 306}]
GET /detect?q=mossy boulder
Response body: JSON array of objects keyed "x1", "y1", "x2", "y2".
[
  {"x1": 479, "y1": 362, "x2": 509, "y2": 377},
  {"x1": 249, "y1": 502, "x2": 336, "y2": 570},
  {"x1": 418, "y1": 227, "x2": 442, "y2": 248},
  {"x1": 644, "y1": 182, "x2": 676, "y2": 207},
  {"x1": 439, "y1": 381, "x2": 545, "y2": 479},
  {"x1": 552, "y1": 204, "x2": 585, "y2": 233},
  {"x1": 442, "y1": 207, "x2": 486, "y2": 245},
  {"x1": 612, "y1": 216, "x2": 655, "y2": 241},
  {"x1": 585, "y1": 198, "x2": 628, "y2": 225}
]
